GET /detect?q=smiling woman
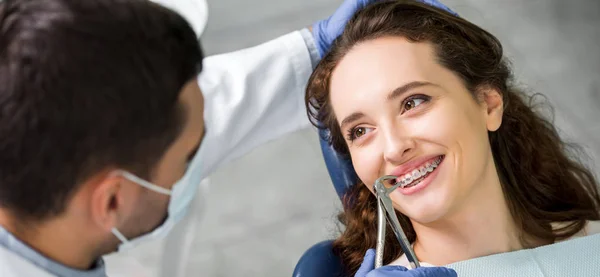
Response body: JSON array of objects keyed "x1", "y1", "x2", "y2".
[{"x1": 305, "y1": 0, "x2": 600, "y2": 275}]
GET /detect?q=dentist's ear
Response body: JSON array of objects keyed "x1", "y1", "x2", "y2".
[
  {"x1": 89, "y1": 171, "x2": 127, "y2": 232},
  {"x1": 478, "y1": 87, "x2": 504, "y2": 132}
]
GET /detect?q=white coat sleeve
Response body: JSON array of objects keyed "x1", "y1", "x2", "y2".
[{"x1": 195, "y1": 29, "x2": 320, "y2": 178}]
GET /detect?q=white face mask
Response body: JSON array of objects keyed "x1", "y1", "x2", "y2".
[{"x1": 110, "y1": 143, "x2": 205, "y2": 252}]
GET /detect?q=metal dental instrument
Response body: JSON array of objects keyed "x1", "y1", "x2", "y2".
[{"x1": 374, "y1": 175, "x2": 420, "y2": 269}]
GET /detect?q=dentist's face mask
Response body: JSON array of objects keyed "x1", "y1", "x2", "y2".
[{"x1": 110, "y1": 144, "x2": 205, "y2": 252}]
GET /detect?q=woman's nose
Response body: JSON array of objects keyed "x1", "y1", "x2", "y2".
[{"x1": 382, "y1": 126, "x2": 415, "y2": 164}]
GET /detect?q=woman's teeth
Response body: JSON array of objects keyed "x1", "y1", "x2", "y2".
[{"x1": 397, "y1": 156, "x2": 442, "y2": 188}]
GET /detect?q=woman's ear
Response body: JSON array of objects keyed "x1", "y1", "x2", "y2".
[{"x1": 478, "y1": 87, "x2": 504, "y2": 132}]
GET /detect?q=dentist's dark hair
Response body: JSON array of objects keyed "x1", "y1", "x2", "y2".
[
  {"x1": 305, "y1": 0, "x2": 600, "y2": 274},
  {"x1": 0, "y1": 0, "x2": 203, "y2": 221}
]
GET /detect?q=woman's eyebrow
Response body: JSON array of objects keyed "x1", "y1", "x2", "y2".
[
  {"x1": 340, "y1": 112, "x2": 365, "y2": 130},
  {"x1": 387, "y1": 81, "x2": 436, "y2": 101}
]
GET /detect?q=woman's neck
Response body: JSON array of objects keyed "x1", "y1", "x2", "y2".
[{"x1": 411, "y1": 162, "x2": 523, "y2": 265}]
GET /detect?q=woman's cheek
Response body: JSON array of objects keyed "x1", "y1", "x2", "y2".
[
  {"x1": 414, "y1": 103, "x2": 460, "y2": 143},
  {"x1": 351, "y1": 146, "x2": 381, "y2": 191}
]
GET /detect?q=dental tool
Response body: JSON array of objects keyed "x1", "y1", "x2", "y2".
[{"x1": 374, "y1": 175, "x2": 420, "y2": 269}]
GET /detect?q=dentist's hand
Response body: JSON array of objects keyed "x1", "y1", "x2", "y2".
[
  {"x1": 312, "y1": 0, "x2": 458, "y2": 57},
  {"x1": 354, "y1": 249, "x2": 458, "y2": 277},
  {"x1": 311, "y1": 0, "x2": 374, "y2": 57}
]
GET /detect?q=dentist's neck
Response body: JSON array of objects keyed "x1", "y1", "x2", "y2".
[
  {"x1": 0, "y1": 209, "x2": 100, "y2": 270},
  {"x1": 410, "y1": 161, "x2": 525, "y2": 266}
]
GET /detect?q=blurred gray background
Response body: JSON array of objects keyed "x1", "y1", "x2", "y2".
[{"x1": 105, "y1": 0, "x2": 600, "y2": 276}]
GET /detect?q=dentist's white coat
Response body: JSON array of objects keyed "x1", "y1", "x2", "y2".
[{"x1": 153, "y1": 0, "x2": 313, "y2": 179}]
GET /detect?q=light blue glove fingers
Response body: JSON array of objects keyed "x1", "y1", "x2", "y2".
[
  {"x1": 407, "y1": 266, "x2": 458, "y2": 277},
  {"x1": 313, "y1": 0, "x2": 459, "y2": 57},
  {"x1": 312, "y1": 0, "x2": 375, "y2": 57},
  {"x1": 321, "y1": 0, "x2": 372, "y2": 38},
  {"x1": 354, "y1": 249, "x2": 377, "y2": 277},
  {"x1": 354, "y1": 249, "x2": 457, "y2": 277},
  {"x1": 355, "y1": 250, "x2": 412, "y2": 277},
  {"x1": 367, "y1": 266, "x2": 456, "y2": 277},
  {"x1": 376, "y1": 265, "x2": 410, "y2": 272},
  {"x1": 418, "y1": 0, "x2": 459, "y2": 16}
]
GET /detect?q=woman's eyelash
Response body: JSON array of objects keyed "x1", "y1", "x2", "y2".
[{"x1": 346, "y1": 128, "x2": 359, "y2": 141}]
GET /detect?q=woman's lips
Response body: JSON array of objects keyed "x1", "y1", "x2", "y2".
[
  {"x1": 395, "y1": 155, "x2": 443, "y2": 188},
  {"x1": 397, "y1": 155, "x2": 445, "y2": 195},
  {"x1": 390, "y1": 155, "x2": 443, "y2": 180}
]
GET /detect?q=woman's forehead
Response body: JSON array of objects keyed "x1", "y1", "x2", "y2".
[
  {"x1": 329, "y1": 38, "x2": 443, "y2": 102},
  {"x1": 332, "y1": 38, "x2": 438, "y2": 86}
]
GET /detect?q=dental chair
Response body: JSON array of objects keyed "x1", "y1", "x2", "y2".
[{"x1": 292, "y1": 129, "x2": 358, "y2": 277}]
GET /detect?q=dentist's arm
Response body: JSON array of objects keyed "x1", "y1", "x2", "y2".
[
  {"x1": 196, "y1": 29, "x2": 315, "y2": 176},
  {"x1": 196, "y1": 0, "x2": 377, "y2": 177}
]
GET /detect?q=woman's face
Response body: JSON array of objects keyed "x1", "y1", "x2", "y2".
[{"x1": 329, "y1": 37, "x2": 504, "y2": 223}]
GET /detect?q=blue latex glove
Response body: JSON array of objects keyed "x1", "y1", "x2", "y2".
[
  {"x1": 354, "y1": 249, "x2": 458, "y2": 277},
  {"x1": 312, "y1": 0, "x2": 458, "y2": 57}
]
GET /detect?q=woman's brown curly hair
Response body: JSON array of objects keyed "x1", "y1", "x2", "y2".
[{"x1": 305, "y1": 0, "x2": 600, "y2": 275}]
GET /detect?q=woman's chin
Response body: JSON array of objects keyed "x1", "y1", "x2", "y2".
[
  {"x1": 404, "y1": 209, "x2": 446, "y2": 224},
  {"x1": 391, "y1": 197, "x2": 446, "y2": 223},
  {"x1": 398, "y1": 198, "x2": 451, "y2": 225}
]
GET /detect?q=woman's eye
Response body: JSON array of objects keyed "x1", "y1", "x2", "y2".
[
  {"x1": 404, "y1": 98, "x2": 425, "y2": 111},
  {"x1": 353, "y1": 127, "x2": 367, "y2": 138},
  {"x1": 348, "y1": 126, "x2": 373, "y2": 141},
  {"x1": 403, "y1": 95, "x2": 430, "y2": 112}
]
